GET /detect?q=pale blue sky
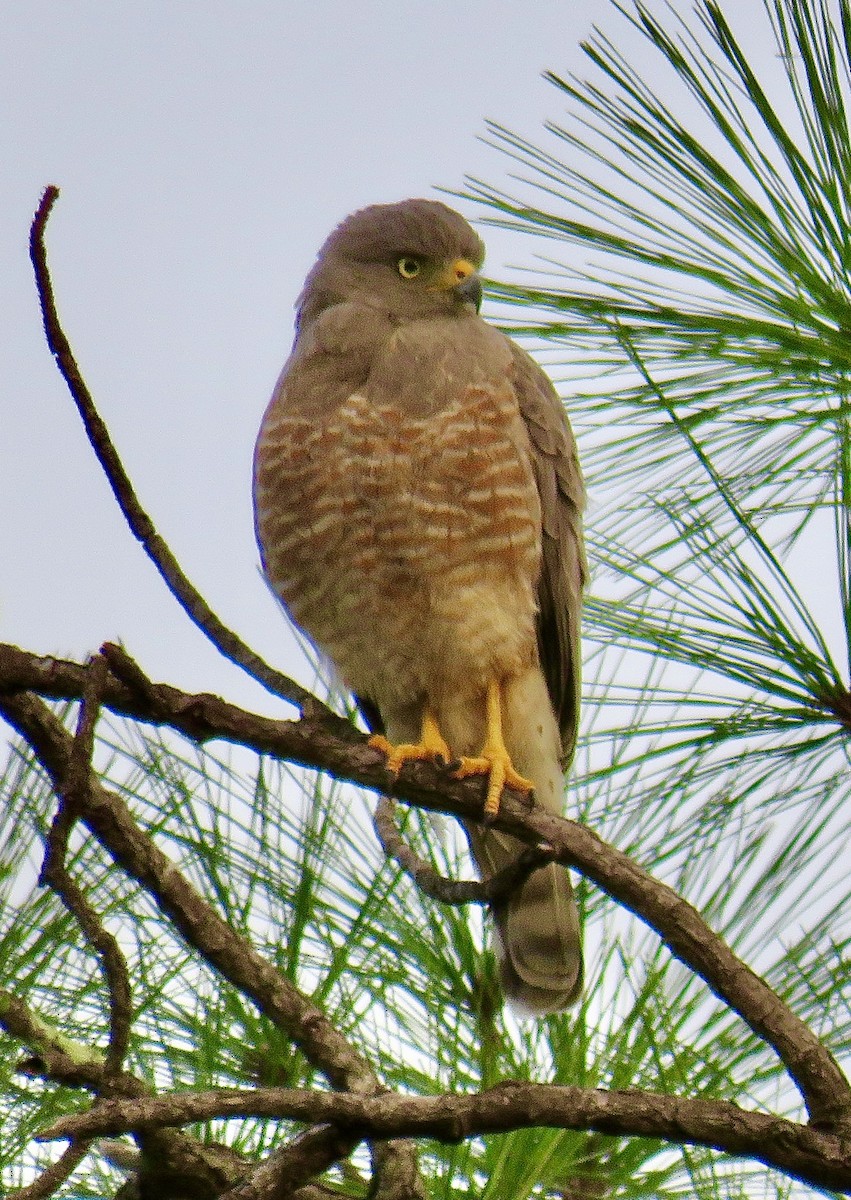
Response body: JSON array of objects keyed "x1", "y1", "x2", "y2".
[{"x1": 1, "y1": 0, "x2": 768, "y2": 717}]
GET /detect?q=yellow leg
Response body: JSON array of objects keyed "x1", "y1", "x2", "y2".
[
  {"x1": 451, "y1": 679, "x2": 535, "y2": 817},
  {"x1": 369, "y1": 708, "x2": 452, "y2": 776}
]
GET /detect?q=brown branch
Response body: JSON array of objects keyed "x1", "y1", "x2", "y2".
[
  {"x1": 10, "y1": 1139, "x2": 92, "y2": 1200},
  {"x1": 37, "y1": 1083, "x2": 851, "y2": 1195},
  {"x1": 0, "y1": 640, "x2": 370, "y2": 765},
  {"x1": 39, "y1": 653, "x2": 132, "y2": 1078},
  {"x1": 226, "y1": 1137, "x2": 425, "y2": 1200},
  {"x1": 121, "y1": 1132, "x2": 250, "y2": 1200},
  {"x1": 1, "y1": 683, "x2": 422, "y2": 1196},
  {"x1": 39, "y1": 825, "x2": 132, "y2": 1080},
  {"x1": 28, "y1": 186, "x2": 319, "y2": 716},
  {"x1": 2, "y1": 643, "x2": 848, "y2": 1130},
  {"x1": 218, "y1": 1125, "x2": 359, "y2": 1200},
  {"x1": 374, "y1": 795, "x2": 553, "y2": 905}
]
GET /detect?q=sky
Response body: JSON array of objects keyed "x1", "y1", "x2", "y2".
[
  {"x1": 2, "y1": 0, "x2": 644, "y2": 722},
  {"x1": 1, "y1": 0, "x2": 801, "y2": 729}
]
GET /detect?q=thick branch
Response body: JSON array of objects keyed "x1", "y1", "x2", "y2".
[
  {"x1": 0, "y1": 688, "x2": 378, "y2": 1096},
  {"x1": 2, "y1": 644, "x2": 848, "y2": 1127},
  {"x1": 39, "y1": 1083, "x2": 851, "y2": 1195},
  {"x1": 217, "y1": 1126, "x2": 360, "y2": 1200}
]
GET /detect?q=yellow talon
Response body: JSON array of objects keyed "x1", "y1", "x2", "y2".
[
  {"x1": 369, "y1": 709, "x2": 452, "y2": 776},
  {"x1": 453, "y1": 752, "x2": 534, "y2": 817},
  {"x1": 451, "y1": 679, "x2": 534, "y2": 817}
]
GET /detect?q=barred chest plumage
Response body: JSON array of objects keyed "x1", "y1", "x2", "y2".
[{"x1": 254, "y1": 362, "x2": 542, "y2": 713}]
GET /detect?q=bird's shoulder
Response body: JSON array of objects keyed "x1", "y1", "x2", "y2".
[
  {"x1": 506, "y1": 339, "x2": 584, "y2": 520},
  {"x1": 272, "y1": 300, "x2": 395, "y2": 417}
]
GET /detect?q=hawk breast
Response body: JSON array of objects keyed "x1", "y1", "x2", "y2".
[{"x1": 254, "y1": 311, "x2": 543, "y2": 711}]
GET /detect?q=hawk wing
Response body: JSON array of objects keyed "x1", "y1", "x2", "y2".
[{"x1": 509, "y1": 342, "x2": 586, "y2": 767}]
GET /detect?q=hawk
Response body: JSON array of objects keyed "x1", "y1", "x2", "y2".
[{"x1": 253, "y1": 199, "x2": 585, "y2": 1013}]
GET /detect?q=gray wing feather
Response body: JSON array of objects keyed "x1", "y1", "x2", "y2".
[{"x1": 509, "y1": 342, "x2": 586, "y2": 766}]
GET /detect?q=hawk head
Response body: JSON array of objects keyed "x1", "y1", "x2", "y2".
[{"x1": 296, "y1": 199, "x2": 485, "y2": 330}]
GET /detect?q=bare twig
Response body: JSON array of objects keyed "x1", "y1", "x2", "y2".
[
  {"x1": 36, "y1": 1082, "x2": 851, "y2": 1195},
  {"x1": 28, "y1": 186, "x2": 320, "y2": 716},
  {"x1": 2, "y1": 644, "x2": 849, "y2": 1129},
  {"x1": 39, "y1": 653, "x2": 132, "y2": 1078},
  {"x1": 10, "y1": 1139, "x2": 92, "y2": 1200},
  {"x1": 374, "y1": 795, "x2": 553, "y2": 905}
]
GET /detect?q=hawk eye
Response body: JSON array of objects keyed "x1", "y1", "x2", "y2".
[{"x1": 397, "y1": 256, "x2": 421, "y2": 279}]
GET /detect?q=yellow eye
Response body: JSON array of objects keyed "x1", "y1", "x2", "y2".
[{"x1": 397, "y1": 256, "x2": 421, "y2": 279}]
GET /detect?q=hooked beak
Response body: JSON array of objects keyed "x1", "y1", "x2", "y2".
[
  {"x1": 454, "y1": 269, "x2": 483, "y2": 312},
  {"x1": 432, "y1": 257, "x2": 483, "y2": 312}
]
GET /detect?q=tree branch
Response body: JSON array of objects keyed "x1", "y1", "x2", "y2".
[
  {"x1": 37, "y1": 1083, "x2": 851, "y2": 1195},
  {"x1": 10, "y1": 1139, "x2": 92, "y2": 1200},
  {"x1": 39, "y1": 653, "x2": 132, "y2": 1079},
  {"x1": 28, "y1": 186, "x2": 319, "y2": 716},
  {"x1": 373, "y1": 795, "x2": 553, "y2": 905},
  {"x1": 1, "y1": 678, "x2": 423, "y2": 1196},
  {"x1": 217, "y1": 1125, "x2": 360, "y2": 1200},
  {"x1": 2, "y1": 643, "x2": 848, "y2": 1129}
]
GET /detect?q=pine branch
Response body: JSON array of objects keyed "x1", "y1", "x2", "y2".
[
  {"x1": 2, "y1": 646, "x2": 848, "y2": 1132},
  {"x1": 38, "y1": 1082, "x2": 851, "y2": 1195}
]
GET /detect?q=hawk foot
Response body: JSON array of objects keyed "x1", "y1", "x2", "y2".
[
  {"x1": 369, "y1": 710, "x2": 451, "y2": 777},
  {"x1": 452, "y1": 752, "x2": 534, "y2": 818},
  {"x1": 451, "y1": 677, "x2": 535, "y2": 818}
]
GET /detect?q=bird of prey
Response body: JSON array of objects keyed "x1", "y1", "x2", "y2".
[{"x1": 253, "y1": 199, "x2": 585, "y2": 1013}]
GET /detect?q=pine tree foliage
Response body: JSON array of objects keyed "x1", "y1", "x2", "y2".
[
  {"x1": 3, "y1": 2, "x2": 851, "y2": 1197},
  {"x1": 461, "y1": 1, "x2": 851, "y2": 1190}
]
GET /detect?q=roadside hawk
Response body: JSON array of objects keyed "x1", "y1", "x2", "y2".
[{"x1": 253, "y1": 199, "x2": 585, "y2": 1013}]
